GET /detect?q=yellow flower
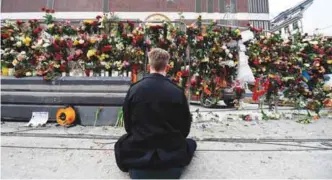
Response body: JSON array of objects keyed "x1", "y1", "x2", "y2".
[
  {"x1": 87, "y1": 49, "x2": 96, "y2": 59},
  {"x1": 328, "y1": 60, "x2": 332, "y2": 64},
  {"x1": 83, "y1": 20, "x2": 93, "y2": 25},
  {"x1": 98, "y1": 53, "x2": 109, "y2": 61},
  {"x1": 54, "y1": 35, "x2": 60, "y2": 41},
  {"x1": 23, "y1": 37, "x2": 32, "y2": 46},
  {"x1": 73, "y1": 40, "x2": 79, "y2": 46},
  {"x1": 234, "y1": 29, "x2": 241, "y2": 35},
  {"x1": 105, "y1": 63, "x2": 111, "y2": 70},
  {"x1": 47, "y1": 24, "x2": 55, "y2": 28},
  {"x1": 170, "y1": 61, "x2": 174, "y2": 68},
  {"x1": 12, "y1": 59, "x2": 18, "y2": 66},
  {"x1": 90, "y1": 38, "x2": 97, "y2": 44}
]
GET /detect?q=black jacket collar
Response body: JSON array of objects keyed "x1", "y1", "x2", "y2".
[{"x1": 144, "y1": 73, "x2": 167, "y2": 79}]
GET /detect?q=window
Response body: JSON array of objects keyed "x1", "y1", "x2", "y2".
[
  {"x1": 207, "y1": 0, "x2": 213, "y2": 13},
  {"x1": 293, "y1": 21, "x2": 299, "y2": 30},
  {"x1": 250, "y1": 20, "x2": 269, "y2": 30},
  {"x1": 249, "y1": 0, "x2": 269, "y2": 13},
  {"x1": 219, "y1": 0, "x2": 225, "y2": 13},
  {"x1": 285, "y1": 26, "x2": 290, "y2": 34},
  {"x1": 231, "y1": 0, "x2": 237, "y2": 13},
  {"x1": 264, "y1": 21, "x2": 270, "y2": 30},
  {"x1": 195, "y1": 0, "x2": 202, "y2": 12},
  {"x1": 47, "y1": 0, "x2": 54, "y2": 9},
  {"x1": 102, "y1": 0, "x2": 109, "y2": 12}
]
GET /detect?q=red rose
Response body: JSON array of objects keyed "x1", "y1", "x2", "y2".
[
  {"x1": 51, "y1": 9, "x2": 55, "y2": 13},
  {"x1": 16, "y1": 20, "x2": 23, "y2": 25},
  {"x1": 101, "y1": 45, "x2": 112, "y2": 53},
  {"x1": 59, "y1": 64, "x2": 66, "y2": 72},
  {"x1": 53, "y1": 43, "x2": 60, "y2": 51},
  {"x1": 41, "y1": 7, "x2": 46, "y2": 12},
  {"x1": 55, "y1": 53, "x2": 63, "y2": 61},
  {"x1": 96, "y1": 15, "x2": 102, "y2": 19},
  {"x1": 45, "y1": 9, "x2": 51, "y2": 13},
  {"x1": 102, "y1": 34, "x2": 108, "y2": 40},
  {"x1": 1, "y1": 33, "x2": 9, "y2": 39},
  {"x1": 33, "y1": 28, "x2": 41, "y2": 34}
]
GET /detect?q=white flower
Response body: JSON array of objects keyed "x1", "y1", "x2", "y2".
[
  {"x1": 225, "y1": 49, "x2": 230, "y2": 54},
  {"x1": 79, "y1": 39, "x2": 85, "y2": 44},
  {"x1": 100, "y1": 61, "x2": 107, "y2": 66},
  {"x1": 222, "y1": 45, "x2": 227, "y2": 50},
  {"x1": 228, "y1": 53, "x2": 233, "y2": 58},
  {"x1": 21, "y1": 51, "x2": 26, "y2": 55},
  {"x1": 10, "y1": 37, "x2": 14, "y2": 41},
  {"x1": 37, "y1": 39, "x2": 43, "y2": 46},
  {"x1": 25, "y1": 72, "x2": 32, "y2": 76},
  {"x1": 10, "y1": 49, "x2": 16, "y2": 54},
  {"x1": 16, "y1": 41, "x2": 22, "y2": 47},
  {"x1": 43, "y1": 43, "x2": 51, "y2": 48},
  {"x1": 309, "y1": 41, "x2": 318, "y2": 45}
]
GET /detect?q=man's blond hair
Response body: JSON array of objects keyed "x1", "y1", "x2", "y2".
[{"x1": 148, "y1": 48, "x2": 170, "y2": 71}]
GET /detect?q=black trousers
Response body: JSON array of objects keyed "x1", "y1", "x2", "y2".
[{"x1": 129, "y1": 139, "x2": 197, "y2": 179}]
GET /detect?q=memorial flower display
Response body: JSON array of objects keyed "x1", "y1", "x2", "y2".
[
  {"x1": 1, "y1": 9, "x2": 331, "y2": 112},
  {"x1": 247, "y1": 27, "x2": 332, "y2": 113}
]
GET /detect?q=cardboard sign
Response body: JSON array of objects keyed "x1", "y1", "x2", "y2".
[{"x1": 26, "y1": 112, "x2": 49, "y2": 127}]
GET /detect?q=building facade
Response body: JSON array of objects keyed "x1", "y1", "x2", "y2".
[
  {"x1": 1, "y1": 0, "x2": 270, "y2": 30},
  {"x1": 270, "y1": 0, "x2": 314, "y2": 39}
]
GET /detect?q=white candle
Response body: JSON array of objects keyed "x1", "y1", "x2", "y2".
[
  {"x1": 101, "y1": 70, "x2": 105, "y2": 77},
  {"x1": 69, "y1": 71, "x2": 74, "y2": 77},
  {"x1": 89, "y1": 71, "x2": 94, "y2": 77},
  {"x1": 105, "y1": 71, "x2": 109, "y2": 77},
  {"x1": 8, "y1": 68, "x2": 15, "y2": 76},
  {"x1": 112, "y1": 71, "x2": 117, "y2": 77},
  {"x1": 62, "y1": 72, "x2": 66, "y2": 77}
]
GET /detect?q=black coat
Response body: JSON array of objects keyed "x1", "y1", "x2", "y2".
[{"x1": 115, "y1": 73, "x2": 192, "y2": 172}]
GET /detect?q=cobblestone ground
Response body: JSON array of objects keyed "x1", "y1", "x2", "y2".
[{"x1": 1, "y1": 105, "x2": 332, "y2": 179}]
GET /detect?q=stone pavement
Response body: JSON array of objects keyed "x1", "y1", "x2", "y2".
[{"x1": 1, "y1": 105, "x2": 332, "y2": 179}]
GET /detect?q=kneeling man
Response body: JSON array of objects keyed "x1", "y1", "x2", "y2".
[{"x1": 115, "y1": 48, "x2": 196, "y2": 179}]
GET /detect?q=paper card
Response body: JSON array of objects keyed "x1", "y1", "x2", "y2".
[
  {"x1": 26, "y1": 112, "x2": 49, "y2": 127},
  {"x1": 241, "y1": 30, "x2": 254, "y2": 42}
]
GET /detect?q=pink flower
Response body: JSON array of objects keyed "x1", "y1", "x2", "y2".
[
  {"x1": 55, "y1": 53, "x2": 62, "y2": 61},
  {"x1": 145, "y1": 39, "x2": 151, "y2": 45},
  {"x1": 67, "y1": 39, "x2": 73, "y2": 48},
  {"x1": 75, "y1": 49, "x2": 83, "y2": 56},
  {"x1": 123, "y1": 60, "x2": 130, "y2": 67},
  {"x1": 67, "y1": 55, "x2": 74, "y2": 61},
  {"x1": 244, "y1": 115, "x2": 252, "y2": 121},
  {"x1": 38, "y1": 55, "x2": 46, "y2": 61}
]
